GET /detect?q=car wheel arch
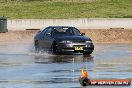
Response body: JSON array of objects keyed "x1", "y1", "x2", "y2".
[{"x1": 35, "y1": 40, "x2": 39, "y2": 44}]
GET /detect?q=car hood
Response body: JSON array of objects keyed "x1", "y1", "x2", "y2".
[{"x1": 54, "y1": 35, "x2": 91, "y2": 41}]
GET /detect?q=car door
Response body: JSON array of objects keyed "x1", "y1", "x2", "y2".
[{"x1": 39, "y1": 27, "x2": 53, "y2": 50}]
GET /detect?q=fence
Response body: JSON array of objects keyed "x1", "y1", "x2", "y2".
[{"x1": 7, "y1": 18, "x2": 132, "y2": 30}]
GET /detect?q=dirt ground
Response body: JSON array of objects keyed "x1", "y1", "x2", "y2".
[
  {"x1": 80, "y1": 29, "x2": 132, "y2": 43},
  {"x1": 0, "y1": 29, "x2": 132, "y2": 43}
]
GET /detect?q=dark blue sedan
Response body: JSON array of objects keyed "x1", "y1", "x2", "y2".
[{"x1": 34, "y1": 26, "x2": 94, "y2": 55}]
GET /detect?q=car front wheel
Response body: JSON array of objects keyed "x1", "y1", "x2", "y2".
[
  {"x1": 52, "y1": 42, "x2": 60, "y2": 55},
  {"x1": 83, "y1": 52, "x2": 92, "y2": 55}
]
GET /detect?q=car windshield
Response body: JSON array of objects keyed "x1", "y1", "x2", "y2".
[{"x1": 52, "y1": 27, "x2": 81, "y2": 37}]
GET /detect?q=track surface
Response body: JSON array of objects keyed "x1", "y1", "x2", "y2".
[{"x1": 0, "y1": 42, "x2": 131, "y2": 88}]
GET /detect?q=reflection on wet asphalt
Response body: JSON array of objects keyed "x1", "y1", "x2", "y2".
[{"x1": 0, "y1": 42, "x2": 131, "y2": 88}]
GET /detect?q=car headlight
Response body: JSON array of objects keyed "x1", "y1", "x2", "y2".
[
  {"x1": 85, "y1": 41, "x2": 92, "y2": 43},
  {"x1": 60, "y1": 40, "x2": 72, "y2": 43}
]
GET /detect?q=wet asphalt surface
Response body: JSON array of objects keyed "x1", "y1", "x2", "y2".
[{"x1": 0, "y1": 42, "x2": 131, "y2": 88}]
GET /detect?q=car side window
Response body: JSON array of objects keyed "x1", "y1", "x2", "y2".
[
  {"x1": 44, "y1": 28, "x2": 53, "y2": 38},
  {"x1": 41, "y1": 27, "x2": 48, "y2": 34}
]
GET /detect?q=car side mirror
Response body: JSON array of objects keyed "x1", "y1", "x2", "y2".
[{"x1": 81, "y1": 33, "x2": 85, "y2": 35}]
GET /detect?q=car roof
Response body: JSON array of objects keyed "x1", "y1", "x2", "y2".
[{"x1": 48, "y1": 26, "x2": 74, "y2": 28}]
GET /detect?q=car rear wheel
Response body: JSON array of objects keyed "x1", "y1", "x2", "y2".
[{"x1": 35, "y1": 41, "x2": 40, "y2": 52}]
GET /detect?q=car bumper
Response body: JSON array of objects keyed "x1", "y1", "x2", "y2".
[{"x1": 57, "y1": 43, "x2": 94, "y2": 54}]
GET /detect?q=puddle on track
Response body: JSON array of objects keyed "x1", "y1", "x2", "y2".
[{"x1": 0, "y1": 42, "x2": 131, "y2": 88}]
